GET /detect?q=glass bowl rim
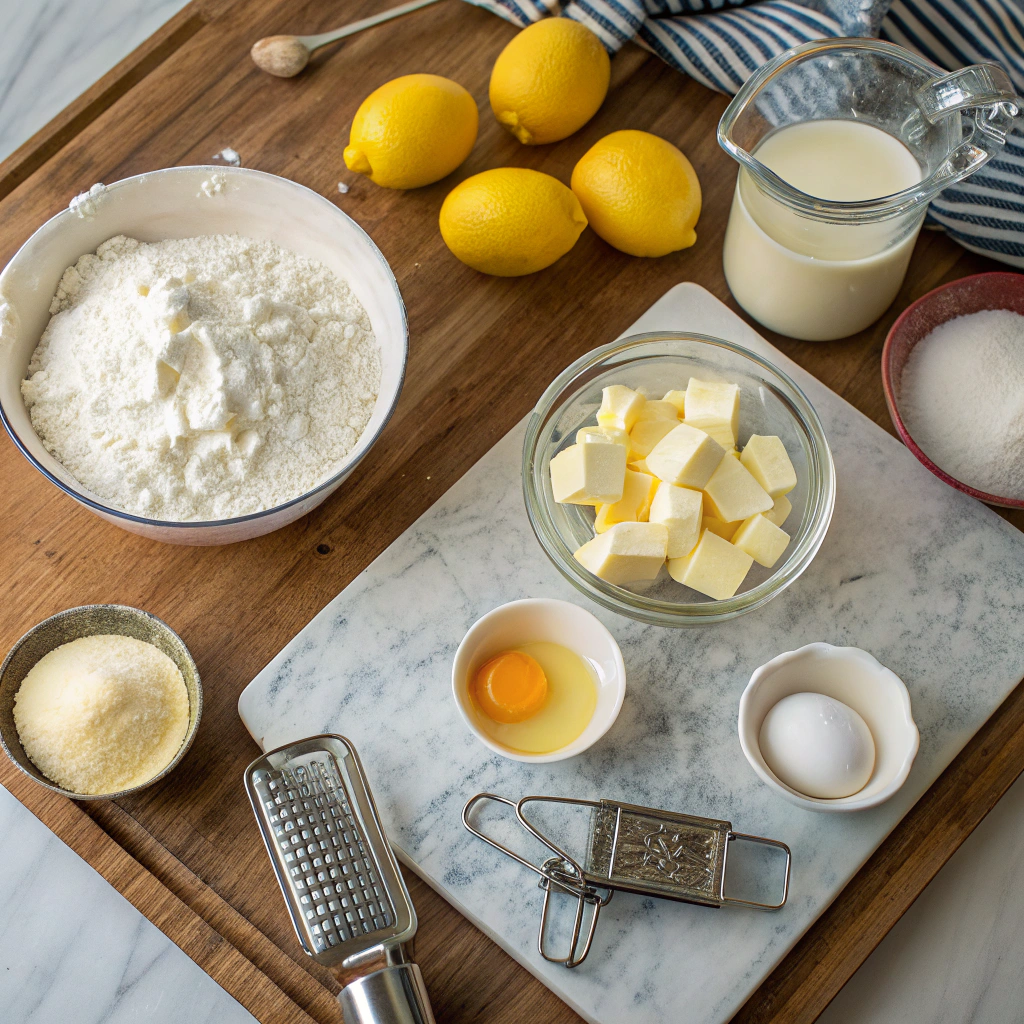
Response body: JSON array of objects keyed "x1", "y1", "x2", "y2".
[{"x1": 522, "y1": 331, "x2": 836, "y2": 627}]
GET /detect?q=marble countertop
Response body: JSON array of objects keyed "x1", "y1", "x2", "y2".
[{"x1": 2, "y1": 3, "x2": 1023, "y2": 1023}]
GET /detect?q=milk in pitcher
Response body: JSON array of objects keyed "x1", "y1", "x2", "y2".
[{"x1": 723, "y1": 120, "x2": 924, "y2": 341}]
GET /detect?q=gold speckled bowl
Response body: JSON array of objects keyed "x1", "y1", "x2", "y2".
[{"x1": 0, "y1": 605, "x2": 202, "y2": 800}]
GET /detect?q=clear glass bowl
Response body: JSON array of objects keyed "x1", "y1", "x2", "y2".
[{"x1": 523, "y1": 333, "x2": 835, "y2": 627}]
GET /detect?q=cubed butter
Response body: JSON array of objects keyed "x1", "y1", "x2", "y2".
[
  {"x1": 649, "y1": 482, "x2": 702, "y2": 558},
  {"x1": 667, "y1": 530, "x2": 753, "y2": 600},
  {"x1": 550, "y1": 442, "x2": 627, "y2": 505},
  {"x1": 724, "y1": 448, "x2": 740, "y2": 459},
  {"x1": 597, "y1": 385, "x2": 646, "y2": 432},
  {"x1": 629, "y1": 417, "x2": 679, "y2": 460},
  {"x1": 685, "y1": 378, "x2": 740, "y2": 442},
  {"x1": 647, "y1": 423, "x2": 725, "y2": 489},
  {"x1": 684, "y1": 414, "x2": 736, "y2": 449},
  {"x1": 732, "y1": 513, "x2": 791, "y2": 568},
  {"x1": 763, "y1": 493, "x2": 792, "y2": 528},
  {"x1": 702, "y1": 454, "x2": 772, "y2": 523},
  {"x1": 741, "y1": 435, "x2": 797, "y2": 498},
  {"x1": 595, "y1": 469, "x2": 658, "y2": 533},
  {"x1": 637, "y1": 400, "x2": 679, "y2": 421},
  {"x1": 702, "y1": 515, "x2": 739, "y2": 541},
  {"x1": 574, "y1": 522, "x2": 668, "y2": 585},
  {"x1": 629, "y1": 457, "x2": 652, "y2": 475},
  {"x1": 662, "y1": 389, "x2": 686, "y2": 416},
  {"x1": 577, "y1": 425, "x2": 630, "y2": 448}
]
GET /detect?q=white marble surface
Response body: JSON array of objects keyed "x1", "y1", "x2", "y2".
[
  {"x1": 0, "y1": 0, "x2": 188, "y2": 162},
  {"x1": 239, "y1": 284, "x2": 1024, "y2": 1024},
  {"x1": 0, "y1": 783, "x2": 257, "y2": 1024}
]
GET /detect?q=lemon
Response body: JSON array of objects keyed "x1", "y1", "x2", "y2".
[
  {"x1": 489, "y1": 19, "x2": 610, "y2": 146},
  {"x1": 570, "y1": 130, "x2": 702, "y2": 257},
  {"x1": 344, "y1": 74, "x2": 478, "y2": 189},
  {"x1": 439, "y1": 168, "x2": 588, "y2": 276}
]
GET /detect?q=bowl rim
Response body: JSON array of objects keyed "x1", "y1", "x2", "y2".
[
  {"x1": 450, "y1": 597, "x2": 626, "y2": 764},
  {"x1": 0, "y1": 165, "x2": 409, "y2": 529},
  {"x1": 522, "y1": 331, "x2": 836, "y2": 627},
  {"x1": 0, "y1": 604, "x2": 204, "y2": 800},
  {"x1": 882, "y1": 271, "x2": 1024, "y2": 510},
  {"x1": 737, "y1": 642, "x2": 920, "y2": 812}
]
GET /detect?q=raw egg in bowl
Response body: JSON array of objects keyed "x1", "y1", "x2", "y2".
[{"x1": 452, "y1": 599, "x2": 626, "y2": 763}]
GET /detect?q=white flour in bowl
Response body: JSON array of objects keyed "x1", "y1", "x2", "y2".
[{"x1": 21, "y1": 234, "x2": 380, "y2": 521}]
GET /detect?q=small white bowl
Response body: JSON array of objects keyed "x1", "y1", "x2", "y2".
[
  {"x1": 738, "y1": 643, "x2": 919, "y2": 812},
  {"x1": 452, "y1": 598, "x2": 626, "y2": 763}
]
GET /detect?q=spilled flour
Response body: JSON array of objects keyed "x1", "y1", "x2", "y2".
[{"x1": 22, "y1": 234, "x2": 380, "y2": 521}]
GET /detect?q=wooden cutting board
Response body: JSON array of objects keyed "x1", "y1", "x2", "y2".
[{"x1": 1, "y1": 1, "x2": 1022, "y2": 1022}]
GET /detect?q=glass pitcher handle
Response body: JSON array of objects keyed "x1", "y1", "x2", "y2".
[{"x1": 916, "y1": 63, "x2": 1021, "y2": 140}]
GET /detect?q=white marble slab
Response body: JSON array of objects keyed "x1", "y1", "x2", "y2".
[
  {"x1": 238, "y1": 283, "x2": 1024, "y2": 1024},
  {"x1": 0, "y1": 783, "x2": 257, "y2": 1024}
]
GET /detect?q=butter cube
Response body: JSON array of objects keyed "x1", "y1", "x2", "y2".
[
  {"x1": 763, "y1": 493, "x2": 792, "y2": 528},
  {"x1": 685, "y1": 379, "x2": 740, "y2": 442},
  {"x1": 637, "y1": 400, "x2": 679, "y2": 421},
  {"x1": 577, "y1": 425, "x2": 630, "y2": 448},
  {"x1": 732, "y1": 513, "x2": 791, "y2": 568},
  {"x1": 650, "y1": 482, "x2": 702, "y2": 558},
  {"x1": 668, "y1": 530, "x2": 753, "y2": 600},
  {"x1": 550, "y1": 442, "x2": 627, "y2": 505},
  {"x1": 741, "y1": 435, "x2": 797, "y2": 498},
  {"x1": 724, "y1": 448, "x2": 740, "y2": 459},
  {"x1": 702, "y1": 515, "x2": 739, "y2": 541},
  {"x1": 684, "y1": 414, "x2": 736, "y2": 449},
  {"x1": 647, "y1": 424, "x2": 725, "y2": 489},
  {"x1": 629, "y1": 457, "x2": 652, "y2": 475},
  {"x1": 595, "y1": 470, "x2": 658, "y2": 533},
  {"x1": 597, "y1": 385, "x2": 646, "y2": 432},
  {"x1": 574, "y1": 522, "x2": 668, "y2": 585},
  {"x1": 702, "y1": 454, "x2": 772, "y2": 523},
  {"x1": 662, "y1": 390, "x2": 686, "y2": 416},
  {"x1": 629, "y1": 417, "x2": 678, "y2": 460}
]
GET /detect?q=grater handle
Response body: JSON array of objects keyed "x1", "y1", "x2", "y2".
[{"x1": 337, "y1": 962, "x2": 436, "y2": 1024}]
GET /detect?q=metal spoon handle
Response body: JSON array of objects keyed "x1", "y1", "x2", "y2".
[{"x1": 299, "y1": 0, "x2": 447, "y2": 51}]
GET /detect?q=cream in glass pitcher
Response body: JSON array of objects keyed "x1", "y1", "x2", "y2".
[{"x1": 718, "y1": 40, "x2": 1022, "y2": 341}]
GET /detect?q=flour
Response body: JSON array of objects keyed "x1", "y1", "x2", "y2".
[
  {"x1": 22, "y1": 234, "x2": 380, "y2": 521},
  {"x1": 901, "y1": 308, "x2": 1024, "y2": 500}
]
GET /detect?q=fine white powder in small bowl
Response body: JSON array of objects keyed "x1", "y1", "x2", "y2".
[
  {"x1": 21, "y1": 234, "x2": 381, "y2": 522},
  {"x1": 900, "y1": 308, "x2": 1024, "y2": 501},
  {"x1": 13, "y1": 635, "x2": 190, "y2": 796}
]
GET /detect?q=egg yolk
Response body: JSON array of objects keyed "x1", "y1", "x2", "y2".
[{"x1": 472, "y1": 651, "x2": 548, "y2": 724}]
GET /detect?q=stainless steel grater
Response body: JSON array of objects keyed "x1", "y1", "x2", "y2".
[{"x1": 245, "y1": 735, "x2": 435, "y2": 1024}]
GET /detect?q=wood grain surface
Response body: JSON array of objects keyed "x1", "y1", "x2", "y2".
[{"x1": 1, "y1": 1, "x2": 1022, "y2": 1022}]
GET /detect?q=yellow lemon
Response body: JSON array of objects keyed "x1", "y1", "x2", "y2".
[
  {"x1": 489, "y1": 19, "x2": 610, "y2": 146},
  {"x1": 570, "y1": 130, "x2": 702, "y2": 257},
  {"x1": 344, "y1": 74, "x2": 478, "y2": 189},
  {"x1": 439, "y1": 168, "x2": 588, "y2": 276}
]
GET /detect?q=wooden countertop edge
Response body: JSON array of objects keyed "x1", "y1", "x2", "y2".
[{"x1": 0, "y1": 761, "x2": 318, "y2": 1024}]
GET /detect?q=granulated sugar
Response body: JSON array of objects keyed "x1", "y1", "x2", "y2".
[
  {"x1": 901, "y1": 308, "x2": 1024, "y2": 500},
  {"x1": 22, "y1": 234, "x2": 380, "y2": 521}
]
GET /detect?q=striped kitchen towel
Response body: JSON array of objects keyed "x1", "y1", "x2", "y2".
[{"x1": 466, "y1": 0, "x2": 1024, "y2": 266}]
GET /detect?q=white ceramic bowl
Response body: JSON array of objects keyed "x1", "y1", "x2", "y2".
[
  {"x1": 738, "y1": 643, "x2": 919, "y2": 812},
  {"x1": 0, "y1": 166, "x2": 407, "y2": 544},
  {"x1": 451, "y1": 598, "x2": 626, "y2": 763}
]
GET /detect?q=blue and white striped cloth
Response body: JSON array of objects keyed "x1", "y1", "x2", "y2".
[{"x1": 466, "y1": 0, "x2": 1024, "y2": 265}]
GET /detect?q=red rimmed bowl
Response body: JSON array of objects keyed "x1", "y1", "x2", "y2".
[{"x1": 882, "y1": 271, "x2": 1024, "y2": 510}]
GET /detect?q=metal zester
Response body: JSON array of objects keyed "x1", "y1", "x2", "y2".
[{"x1": 245, "y1": 735, "x2": 435, "y2": 1024}]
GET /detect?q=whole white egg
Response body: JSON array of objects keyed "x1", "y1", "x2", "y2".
[{"x1": 758, "y1": 692, "x2": 875, "y2": 800}]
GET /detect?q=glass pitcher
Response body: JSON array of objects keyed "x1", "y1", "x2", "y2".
[{"x1": 717, "y1": 39, "x2": 1021, "y2": 341}]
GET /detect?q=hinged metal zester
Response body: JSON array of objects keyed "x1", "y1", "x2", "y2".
[{"x1": 464, "y1": 792, "x2": 791, "y2": 968}]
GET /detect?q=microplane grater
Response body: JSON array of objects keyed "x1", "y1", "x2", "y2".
[{"x1": 246, "y1": 735, "x2": 435, "y2": 1024}]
